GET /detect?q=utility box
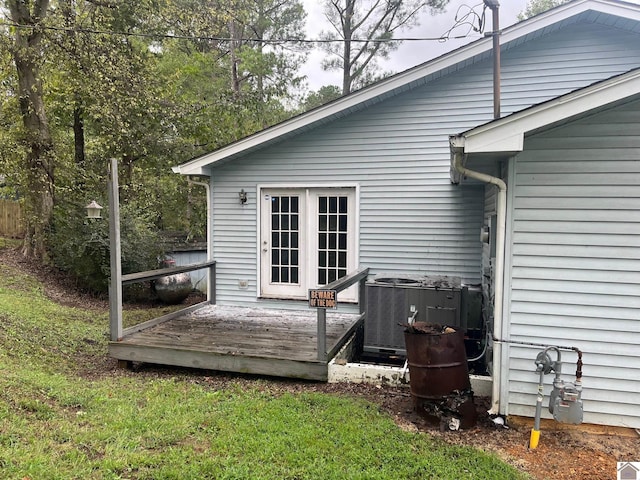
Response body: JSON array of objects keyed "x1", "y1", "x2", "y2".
[{"x1": 364, "y1": 274, "x2": 461, "y2": 354}]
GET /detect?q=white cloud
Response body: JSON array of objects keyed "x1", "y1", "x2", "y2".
[{"x1": 300, "y1": 0, "x2": 640, "y2": 91}]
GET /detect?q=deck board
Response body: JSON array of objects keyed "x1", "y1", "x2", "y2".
[{"x1": 109, "y1": 304, "x2": 363, "y2": 380}]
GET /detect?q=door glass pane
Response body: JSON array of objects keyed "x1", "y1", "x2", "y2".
[
  {"x1": 319, "y1": 197, "x2": 327, "y2": 214},
  {"x1": 339, "y1": 196, "x2": 347, "y2": 213},
  {"x1": 270, "y1": 195, "x2": 300, "y2": 285},
  {"x1": 339, "y1": 214, "x2": 347, "y2": 232},
  {"x1": 317, "y1": 195, "x2": 349, "y2": 286},
  {"x1": 319, "y1": 214, "x2": 327, "y2": 231},
  {"x1": 338, "y1": 233, "x2": 347, "y2": 250},
  {"x1": 329, "y1": 196, "x2": 337, "y2": 213},
  {"x1": 319, "y1": 233, "x2": 326, "y2": 249}
]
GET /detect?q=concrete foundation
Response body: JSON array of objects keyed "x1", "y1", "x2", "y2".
[{"x1": 327, "y1": 332, "x2": 492, "y2": 397}]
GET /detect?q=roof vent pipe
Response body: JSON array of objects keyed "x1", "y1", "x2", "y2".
[{"x1": 484, "y1": 0, "x2": 501, "y2": 119}]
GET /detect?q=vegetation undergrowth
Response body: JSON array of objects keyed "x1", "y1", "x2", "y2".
[{"x1": 0, "y1": 247, "x2": 528, "y2": 479}]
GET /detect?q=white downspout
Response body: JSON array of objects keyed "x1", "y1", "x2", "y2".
[
  {"x1": 451, "y1": 142, "x2": 507, "y2": 416},
  {"x1": 187, "y1": 176, "x2": 213, "y2": 301}
]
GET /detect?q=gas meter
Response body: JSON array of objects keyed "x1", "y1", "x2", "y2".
[
  {"x1": 534, "y1": 348, "x2": 583, "y2": 424},
  {"x1": 530, "y1": 346, "x2": 584, "y2": 448}
]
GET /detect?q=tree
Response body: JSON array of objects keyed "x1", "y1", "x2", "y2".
[
  {"x1": 222, "y1": 0, "x2": 310, "y2": 123},
  {"x1": 319, "y1": 0, "x2": 449, "y2": 94},
  {"x1": 518, "y1": 0, "x2": 569, "y2": 20},
  {"x1": 301, "y1": 84, "x2": 342, "y2": 111},
  {"x1": 5, "y1": 0, "x2": 55, "y2": 259},
  {"x1": 0, "y1": 0, "x2": 310, "y2": 271}
]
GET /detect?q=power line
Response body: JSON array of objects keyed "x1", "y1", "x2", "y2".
[{"x1": 0, "y1": 21, "x2": 480, "y2": 45}]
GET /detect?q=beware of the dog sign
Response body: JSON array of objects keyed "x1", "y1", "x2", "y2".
[{"x1": 308, "y1": 289, "x2": 337, "y2": 309}]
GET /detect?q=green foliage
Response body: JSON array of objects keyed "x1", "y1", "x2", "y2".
[
  {"x1": 1, "y1": 0, "x2": 310, "y2": 262},
  {"x1": 301, "y1": 85, "x2": 343, "y2": 111},
  {"x1": 48, "y1": 201, "x2": 164, "y2": 293},
  {"x1": 518, "y1": 0, "x2": 570, "y2": 20}
]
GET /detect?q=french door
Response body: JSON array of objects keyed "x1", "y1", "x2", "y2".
[{"x1": 260, "y1": 187, "x2": 356, "y2": 301}]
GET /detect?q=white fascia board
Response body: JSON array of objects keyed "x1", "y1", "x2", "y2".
[
  {"x1": 463, "y1": 132, "x2": 524, "y2": 154},
  {"x1": 459, "y1": 68, "x2": 640, "y2": 154},
  {"x1": 174, "y1": 0, "x2": 640, "y2": 175}
]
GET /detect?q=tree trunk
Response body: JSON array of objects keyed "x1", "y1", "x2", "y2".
[
  {"x1": 342, "y1": 0, "x2": 354, "y2": 94},
  {"x1": 7, "y1": 0, "x2": 55, "y2": 260},
  {"x1": 229, "y1": 20, "x2": 242, "y2": 95},
  {"x1": 73, "y1": 99, "x2": 86, "y2": 169}
]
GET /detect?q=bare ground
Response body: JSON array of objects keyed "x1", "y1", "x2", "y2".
[{"x1": 2, "y1": 246, "x2": 638, "y2": 480}]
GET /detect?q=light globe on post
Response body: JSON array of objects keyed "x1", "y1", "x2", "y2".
[{"x1": 85, "y1": 200, "x2": 103, "y2": 219}]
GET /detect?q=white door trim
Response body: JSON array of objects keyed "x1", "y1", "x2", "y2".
[{"x1": 257, "y1": 184, "x2": 360, "y2": 301}]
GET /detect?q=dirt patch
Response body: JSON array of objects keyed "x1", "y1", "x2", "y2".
[{"x1": 2, "y1": 245, "x2": 639, "y2": 480}]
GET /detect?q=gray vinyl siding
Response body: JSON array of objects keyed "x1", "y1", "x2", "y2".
[
  {"x1": 208, "y1": 18, "x2": 640, "y2": 310},
  {"x1": 506, "y1": 99, "x2": 640, "y2": 428}
]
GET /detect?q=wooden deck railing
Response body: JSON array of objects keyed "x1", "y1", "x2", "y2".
[
  {"x1": 110, "y1": 261, "x2": 217, "y2": 341},
  {"x1": 315, "y1": 266, "x2": 370, "y2": 361}
]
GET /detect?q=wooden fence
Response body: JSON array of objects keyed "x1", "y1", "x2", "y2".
[{"x1": 0, "y1": 199, "x2": 24, "y2": 238}]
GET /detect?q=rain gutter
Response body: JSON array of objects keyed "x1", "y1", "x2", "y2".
[
  {"x1": 450, "y1": 137, "x2": 507, "y2": 416},
  {"x1": 185, "y1": 175, "x2": 214, "y2": 302}
]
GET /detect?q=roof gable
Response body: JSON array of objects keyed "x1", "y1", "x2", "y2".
[
  {"x1": 450, "y1": 67, "x2": 640, "y2": 155},
  {"x1": 174, "y1": 0, "x2": 640, "y2": 176}
]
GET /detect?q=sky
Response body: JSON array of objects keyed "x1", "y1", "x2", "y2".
[
  {"x1": 299, "y1": 0, "x2": 638, "y2": 91},
  {"x1": 300, "y1": 0, "x2": 532, "y2": 90}
]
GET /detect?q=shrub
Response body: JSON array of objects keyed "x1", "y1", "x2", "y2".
[{"x1": 49, "y1": 201, "x2": 165, "y2": 293}]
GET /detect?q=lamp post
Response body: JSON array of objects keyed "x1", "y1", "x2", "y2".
[{"x1": 85, "y1": 200, "x2": 103, "y2": 219}]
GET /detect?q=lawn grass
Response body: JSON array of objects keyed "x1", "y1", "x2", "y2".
[{"x1": 0, "y1": 249, "x2": 529, "y2": 479}]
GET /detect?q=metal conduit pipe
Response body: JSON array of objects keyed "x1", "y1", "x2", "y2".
[{"x1": 450, "y1": 145, "x2": 507, "y2": 416}]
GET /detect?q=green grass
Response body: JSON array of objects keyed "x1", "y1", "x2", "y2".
[{"x1": 0, "y1": 246, "x2": 529, "y2": 479}]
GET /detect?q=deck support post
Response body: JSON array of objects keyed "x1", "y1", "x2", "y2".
[
  {"x1": 317, "y1": 308, "x2": 327, "y2": 361},
  {"x1": 359, "y1": 277, "x2": 366, "y2": 316},
  {"x1": 108, "y1": 158, "x2": 123, "y2": 341},
  {"x1": 208, "y1": 262, "x2": 216, "y2": 304},
  {"x1": 313, "y1": 266, "x2": 370, "y2": 362}
]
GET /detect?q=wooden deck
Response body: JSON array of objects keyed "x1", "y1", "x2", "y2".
[{"x1": 109, "y1": 304, "x2": 364, "y2": 381}]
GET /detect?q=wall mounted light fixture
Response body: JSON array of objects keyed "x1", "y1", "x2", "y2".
[{"x1": 239, "y1": 189, "x2": 247, "y2": 205}]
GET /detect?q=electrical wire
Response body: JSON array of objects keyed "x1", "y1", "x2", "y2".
[
  {"x1": 440, "y1": 2, "x2": 486, "y2": 42},
  {"x1": 0, "y1": 21, "x2": 480, "y2": 45}
]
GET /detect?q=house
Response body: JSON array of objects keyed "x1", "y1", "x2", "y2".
[
  {"x1": 168, "y1": 0, "x2": 640, "y2": 428},
  {"x1": 451, "y1": 67, "x2": 640, "y2": 429},
  {"x1": 619, "y1": 462, "x2": 640, "y2": 480}
]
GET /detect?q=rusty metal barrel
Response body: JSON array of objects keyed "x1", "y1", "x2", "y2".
[{"x1": 404, "y1": 323, "x2": 477, "y2": 429}]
